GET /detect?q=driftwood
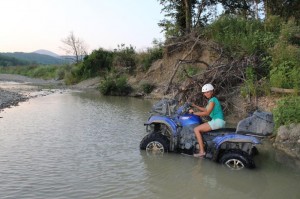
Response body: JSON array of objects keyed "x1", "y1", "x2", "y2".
[{"x1": 271, "y1": 87, "x2": 298, "y2": 94}]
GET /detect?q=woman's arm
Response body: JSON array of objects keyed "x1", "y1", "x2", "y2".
[
  {"x1": 192, "y1": 103, "x2": 206, "y2": 112},
  {"x1": 193, "y1": 102, "x2": 214, "y2": 117}
]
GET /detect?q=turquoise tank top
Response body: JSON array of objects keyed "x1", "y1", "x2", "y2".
[{"x1": 208, "y1": 97, "x2": 224, "y2": 120}]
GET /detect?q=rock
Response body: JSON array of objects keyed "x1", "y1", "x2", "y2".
[
  {"x1": 276, "y1": 126, "x2": 290, "y2": 141},
  {"x1": 274, "y1": 123, "x2": 300, "y2": 159},
  {"x1": 0, "y1": 89, "x2": 29, "y2": 111},
  {"x1": 0, "y1": 74, "x2": 67, "y2": 112},
  {"x1": 290, "y1": 124, "x2": 300, "y2": 139}
]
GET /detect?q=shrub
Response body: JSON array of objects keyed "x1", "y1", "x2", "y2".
[
  {"x1": 141, "y1": 82, "x2": 155, "y2": 94},
  {"x1": 178, "y1": 65, "x2": 201, "y2": 81},
  {"x1": 205, "y1": 15, "x2": 277, "y2": 56},
  {"x1": 270, "y1": 60, "x2": 300, "y2": 89},
  {"x1": 0, "y1": 65, "x2": 61, "y2": 80},
  {"x1": 263, "y1": 15, "x2": 283, "y2": 34},
  {"x1": 139, "y1": 46, "x2": 163, "y2": 71},
  {"x1": 31, "y1": 66, "x2": 57, "y2": 79},
  {"x1": 79, "y1": 48, "x2": 114, "y2": 79},
  {"x1": 115, "y1": 76, "x2": 131, "y2": 94},
  {"x1": 56, "y1": 68, "x2": 65, "y2": 80},
  {"x1": 113, "y1": 44, "x2": 136, "y2": 73},
  {"x1": 99, "y1": 76, "x2": 116, "y2": 95},
  {"x1": 273, "y1": 96, "x2": 300, "y2": 129},
  {"x1": 241, "y1": 67, "x2": 257, "y2": 98},
  {"x1": 269, "y1": 19, "x2": 300, "y2": 89},
  {"x1": 241, "y1": 67, "x2": 272, "y2": 98},
  {"x1": 64, "y1": 66, "x2": 82, "y2": 85},
  {"x1": 99, "y1": 75, "x2": 132, "y2": 96}
]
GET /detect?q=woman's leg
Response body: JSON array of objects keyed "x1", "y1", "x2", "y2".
[{"x1": 194, "y1": 123, "x2": 212, "y2": 156}]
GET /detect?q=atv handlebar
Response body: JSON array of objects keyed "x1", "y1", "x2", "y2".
[{"x1": 176, "y1": 102, "x2": 192, "y2": 115}]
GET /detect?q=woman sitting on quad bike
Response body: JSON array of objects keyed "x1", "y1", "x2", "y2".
[{"x1": 189, "y1": 83, "x2": 226, "y2": 158}]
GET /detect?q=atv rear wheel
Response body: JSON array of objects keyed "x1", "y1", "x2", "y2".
[
  {"x1": 140, "y1": 133, "x2": 170, "y2": 154},
  {"x1": 219, "y1": 150, "x2": 255, "y2": 170}
]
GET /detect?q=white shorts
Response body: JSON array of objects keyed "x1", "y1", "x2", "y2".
[{"x1": 208, "y1": 119, "x2": 226, "y2": 130}]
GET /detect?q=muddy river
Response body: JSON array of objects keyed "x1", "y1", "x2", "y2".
[{"x1": 0, "y1": 90, "x2": 299, "y2": 199}]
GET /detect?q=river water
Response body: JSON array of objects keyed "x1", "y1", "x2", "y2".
[{"x1": 0, "y1": 90, "x2": 299, "y2": 199}]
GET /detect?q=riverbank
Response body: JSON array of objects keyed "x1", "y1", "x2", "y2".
[
  {"x1": 0, "y1": 74, "x2": 101, "y2": 112},
  {"x1": 0, "y1": 74, "x2": 65, "y2": 111},
  {"x1": 1, "y1": 74, "x2": 299, "y2": 160}
]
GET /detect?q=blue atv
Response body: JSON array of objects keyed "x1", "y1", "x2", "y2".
[{"x1": 140, "y1": 99, "x2": 274, "y2": 170}]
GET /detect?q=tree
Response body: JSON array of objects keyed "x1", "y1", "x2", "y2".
[
  {"x1": 216, "y1": 0, "x2": 254, "y2": 18},
  {"x1": 158, "y1": 0, "x2": 218, "y2": 38},
  {"x1": 61, "y1": 31, "x2": 88, "y2": 64},
  {"x1": 262, "y1": 0, "x2": 300, "y2": 23}
]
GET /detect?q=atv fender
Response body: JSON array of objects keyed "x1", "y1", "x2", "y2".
[
  {"x1": 144, "y1": 115, "x2": 177, "y2": 135},
  {"x1": 213, "y1": 134, "x2": 261, "y2": 149}
]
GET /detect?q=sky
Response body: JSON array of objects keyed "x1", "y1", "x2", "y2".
[{"x1": 0, "y1": 0, "x2": 164, "y2": 55}]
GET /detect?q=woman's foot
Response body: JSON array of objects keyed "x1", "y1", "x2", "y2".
[{"x1": 193, "y1": 152, "x2": 206, "y2": 158}]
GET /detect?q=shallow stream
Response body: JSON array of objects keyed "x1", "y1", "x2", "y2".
[{"x1": 0, "y1": 90, "x2": 299, "y2": 199}]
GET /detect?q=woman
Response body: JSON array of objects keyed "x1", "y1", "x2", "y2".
[{"x1": 190, "y1": 83, "x2": 225, "y2": 158}]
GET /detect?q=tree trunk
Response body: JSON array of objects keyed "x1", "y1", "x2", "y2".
[
  {"x1": 184, "y1": 0, "x2": 191, "y2": 34},
  {"x1": 254, "y1": 0, "x2": 259, "y2": 19}
]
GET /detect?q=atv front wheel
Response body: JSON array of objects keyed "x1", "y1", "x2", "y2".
[
  {"x1": 140, "y1": 133, "x2": 170, "y2": 154},
  {"x1": 219, "y1": 150, "x2": 255, "y2": 170}
]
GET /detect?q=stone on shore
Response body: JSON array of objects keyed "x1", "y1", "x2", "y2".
[
  {"x1": 0, "y1": 89, "x2": 29, "y2": 111},
  {"x1": 274, "y1": 123, "x2": 300, "y2": 159}
]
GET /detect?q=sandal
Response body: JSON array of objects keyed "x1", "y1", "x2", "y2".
[{"x1": 193, "y1": 152, "x2": 206, "y2": 158}]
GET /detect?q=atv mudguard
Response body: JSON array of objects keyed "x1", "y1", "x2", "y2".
[
  {"x1": 144, "y1": 115, "x2": 178, "y2": 135},
  {"x1": 213, "y1": 134, "x2": 261, "y2": 149}
]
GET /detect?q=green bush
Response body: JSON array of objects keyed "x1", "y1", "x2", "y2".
[
  {"x1": 139, "y1": 46, "x2": 163, "y2": 71},
  {"x1": 79, "y1": 48, "x2": 114, "y2": 79},
  {"x1": 31, "y1": 66, "x2": 57, "y2": 79},
  {"x1": 269, "y1": 19, "x2": 300, "y2": 89},
  {"x1": 113, "y1": 44, "x2": 136, "y2": 73},
  {"x1": 205, "y1": 15, "x2": 277, "y2": 56},
  {"x1": 263, "y1": 15, "x2": 283, "y2": 35},
  {"x1": 178, "y1": 65, "x2": 201, "y2": 81},
  {"x1": 0, "y1": 65, "x2": 61, "y2": 80},
  {"x1": 63, "y1": 48, "x2": 115, "y2": 85},
  {"x1": 241, "y1": 67, "x2": 272, "y2": 98},
  {"x1": 99, "y1": 75, "x2": 132, "y2": 96},
  {"x1": 99, "y1": 77, "x2": 116, "y2": 95},
  {"x1": 64, "y1": 66, "x2": 82, "y2": 85},
  {"x1": 241, "y1": 67, "x2": 257, "y2": 98},
  {"x1": 56, "y1": 68, "x2": 65, "y2": 80},
  {"x1": 270, "y1": 60, "x2": 300, "y2": 89},
  {"x1": 141, "y1": 82, "x2": 155, "y2": 94},
  {"x1": 273, "y1": 96, "x2": 300, "y2": 129}
]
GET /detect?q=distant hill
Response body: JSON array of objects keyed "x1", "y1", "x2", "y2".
[
  {"x1": 33, "y1": 49, "x2": 61, "y2": 58},
  {"x1": 0, "y1": 52, "x2": 72, "y2": 65},
  {"x1": 0, "y1": 54, "x2": 30, "y2": 66}
]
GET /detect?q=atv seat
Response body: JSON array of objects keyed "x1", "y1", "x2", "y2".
[{"x1": 206, "y1": 128, "x2": 236, "y2": 136}]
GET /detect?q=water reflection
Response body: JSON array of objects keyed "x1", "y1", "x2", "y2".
[{"x1": 0, "y1": 90, "x2": 299, "y2": 199}]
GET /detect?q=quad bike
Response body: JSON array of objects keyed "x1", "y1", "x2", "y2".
[{"x1": 140, "y1": 99, "x2": 274, "y2": 170}]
